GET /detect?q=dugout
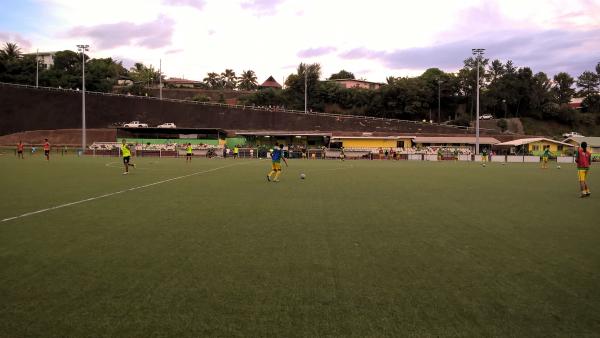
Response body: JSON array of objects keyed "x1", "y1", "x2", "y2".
[
  {"x1": 233, "y1": 131, "x2": 331, "y2": 148},
  {"x1": 115, "y1": 127, "x2": 227, "y2": 146}
]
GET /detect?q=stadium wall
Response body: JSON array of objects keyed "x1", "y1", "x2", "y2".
[{"x1": 0, "y1": 83, "x2": 489, "y2": 138}]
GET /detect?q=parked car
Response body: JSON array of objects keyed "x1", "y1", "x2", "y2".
[
  {"x1": 123, "y1": 121, "x2": 148, "y2": 128},
  {"x1": 479, "y1": 114, "x2": 494, "y2": 120},
  {"x1": 562, "y1": 131, "x2": 583, "y2": 138},
  {"x1": 157, "y1": 123, "x2": 177, "y2": 128}
]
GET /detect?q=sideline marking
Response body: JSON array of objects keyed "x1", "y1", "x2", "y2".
[{"x1": 1, "y1": 162, "x2": 248, "y2": 223}]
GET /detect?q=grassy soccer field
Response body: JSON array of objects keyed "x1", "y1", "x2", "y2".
[{"x1": 0, "y1": 153, "x2": 599, "y2": 337}]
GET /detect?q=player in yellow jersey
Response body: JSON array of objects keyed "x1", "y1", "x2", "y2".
[
  {"x1": 186, "y1": 143, "x2": 193, "y2": 163},
  {"x1": 121, "y1": 139, "x2": 136, "y2": 174},
  {"x1": 267, "y1": 144, "x2": 288, "y2": 182},
  {"x1": 541, "y1": 146, "x2": 551, "y2": 169}
]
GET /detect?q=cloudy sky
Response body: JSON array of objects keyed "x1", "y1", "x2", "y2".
[{"x1": 1, "y1": 0, "x2": 599, "y2": 83}]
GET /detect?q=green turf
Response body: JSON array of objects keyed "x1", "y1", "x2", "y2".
[{"x1": 0, "y1": 153, "x2": 599, "y2": 337}]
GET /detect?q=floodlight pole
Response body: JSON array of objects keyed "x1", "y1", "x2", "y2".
[
  {"x1": 472, "y1": 48, "x2": 485, "y2": 155},
  {"x1": 77, "y1": 44, "x2": 89, "y2": 152},
  {"x1": 304, "y1": 68, "x2": 308, "y2": 113},
  {"x1": 437, "y1": 79, "x2": 443, "y2": 123},
  {"x1": 35, "y1": 49, "x2": 39, "y2": 88},
  {"x1": 159, "y1": 59, "x2": 162, "y2": 100}
]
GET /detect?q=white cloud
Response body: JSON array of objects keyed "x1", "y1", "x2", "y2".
[{"x1": 14, "y1": 0, "x2": 600, "y2": 82}]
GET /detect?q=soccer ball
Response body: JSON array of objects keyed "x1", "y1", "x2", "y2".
[
  {"x1": 300, "y1": 173, "x2": 306, "y2": 179},
  {"x1": 557, "y1": 165, "x2": 561, "y2": 169},
  {"x1": 482, "y1": 163, "x2": 486, "y2": 167}
]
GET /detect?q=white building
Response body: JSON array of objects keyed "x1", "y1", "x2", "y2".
[{"x1": 24, "y1": 51, "x2": 56, "y2": 69}]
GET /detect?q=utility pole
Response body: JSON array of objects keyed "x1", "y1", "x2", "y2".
[
  {"x1": 159, "y1": 59, "x2": 163, "y2": 100},
  {"x1": 77, "y1": 44, "x2": 89, "y2": 152}
]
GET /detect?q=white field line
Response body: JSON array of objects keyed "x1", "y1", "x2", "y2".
[{"x1": 1, "y1": 162, "x2": 248, "y2": 223}]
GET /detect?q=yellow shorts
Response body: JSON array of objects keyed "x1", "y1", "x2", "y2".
[
  {"x1": 271, "y1": 162, "x2": 281, "y2": 171},
  {"x1": 543, "y1": 157, "x2": 548, "y2": 163},
  {"x1": 578, "y1": 170, "x2": 588, "y2": 182}
]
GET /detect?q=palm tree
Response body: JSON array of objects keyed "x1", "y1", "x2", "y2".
[
  {"x1": 203, "y1": 72, "x2": 221, "y2": 89},
  {"x1": 221, "y1": 69, "x2": 237, "y2": 89},
  {"x1": 238, "y1": 70, "x2": 258, "y2": 90},
  {"x1": 0, "y1": 42, "x2": 22, "y2": 60}
]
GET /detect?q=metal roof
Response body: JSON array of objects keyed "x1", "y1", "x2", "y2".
[
  {"x1": 495, "y1": 138, "x2": 574, "y2": 147},
  {"x1": 562, "y1": 136, "x2": 600, "y2": 147},
  {"x1": 332, "y1": 136, "x2": 415, "y2": 140},
  {"x1": 234, "y1": 130, "x2": 331, "y2": 137},
  {"x1": 413, "y1": 136, "x2": 501, "y2": 144}
]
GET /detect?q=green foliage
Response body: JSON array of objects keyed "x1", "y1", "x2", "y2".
[
  {"x1": 129, "y1": 62, "x2": 161, "y2": 87},
  {"x1": 0, "y1": 42, "x2": 132, "y2": 92},
  {"x1": 221, "y1": 69, "x2": 237, "y2": 89},
  {"x1": 582, "y1": 94, "x2": 600, "y2": 113},
  {"x1": 328, "y1": 70, "x2": 355, "y2": 80},
  {"x1": 192, "y1": 94, "x2": 210, "y2": 102},
  {"x1": 576, "y1": 71, "x2": 599, "y2": 99},
  {"x1": 552, "y1": 72, "x2": 576, "y2": 105},
  {"x1": 237, "y1": 70, "x2": 258, "y2": 91}
]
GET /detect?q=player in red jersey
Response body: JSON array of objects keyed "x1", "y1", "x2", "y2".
[{"x1": 43, "y1": 139, "x2": 50, "y2": 161}]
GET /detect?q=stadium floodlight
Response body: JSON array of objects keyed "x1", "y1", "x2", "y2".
[
  {"x1": 304, "y1": 67, "x2": 308, "y2": 114},
  {"x1": 77, "y1": 44, "x2": 90, "y2": 153},
  {"x1": 159, "y1": 59, "x2": 162, "y2": 100},
  {"x1": 472, "y1": 48, "x2": 485, "y2": 155},
  {"x1": 437, "y1": 78, "x2": 444, "y2": 123},
  {"x1": 35, "y1": 49, "x2": 39, "y2": 88}
]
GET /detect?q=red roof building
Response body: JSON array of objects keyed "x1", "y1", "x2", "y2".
[
  {"x1": 164, "y1": 78, "x2": 202, "y2": 88},
  {"x1": 260, "y1": 76, "x2": 282, "y2": 89}
]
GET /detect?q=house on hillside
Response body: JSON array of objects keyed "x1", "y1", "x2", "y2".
[
  {"x1": 24, "y1": 51, "x2": 56, "y2": 69},
  {"x1": 327, "y1": 79, "x2": 384, "y2": 90},
  {"x1": 494, "y1": 138, "x2": 574, "y2": 156},
  {"x1": 569, "y1": 97, "x2": 584, "y2": 110},
  {"x1": 117, "y1": 76, "x2": 134, "y2": 86},
  {"x1": 164, "y1": 78, "x2": 202, "y2": 88},
  {"x1": 563, "y1": 136, "x2": 600, "y2": 157},
  {"x1": 259, "y1": 76, "x2": 282, "y2": 90}
]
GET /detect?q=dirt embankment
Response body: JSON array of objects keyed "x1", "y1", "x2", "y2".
[
  {"x1": 0, "y1": 129, "x2": 116, "y2": 146},
  {"x1": 477, "y1": 118, "x2": 524, "y2": 134}
]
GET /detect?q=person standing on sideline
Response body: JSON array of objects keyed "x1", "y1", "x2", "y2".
[
  {"x1": 16, "y1": 141, "x2": 25, "y2": 159},
  {"x1": 267, "y1": 144, "x2": 288, "y2": 182},
  {"x1": 186, "y1": 143, "x2": 193, "y2": 163},
  {"x1": 233, "y1": 145, "x2": 239, "y2": 159},
  {"x1": 43, "y1": 139, "x2": 50, "y2": 161},
  {"x1": 121, "y1": 139, "x2": 136, "y2": 175},
  {"x1": 575, "y1": 142, "x2": 592, "y2": 197}
]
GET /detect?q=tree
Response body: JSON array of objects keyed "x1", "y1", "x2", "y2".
[
  {"x1": 328, "y1": 70, "x2": 355, "y2": 80},
  {"x1": 0, "y1": 42, "x2": 22, "y2": 60},
  {"x1": 237, "y1": 70, "x2": 258, "y2": 91},
  {"x1": 203, "y1": 72, "x2": 222, "y2": 89},
  {"x1": 488, "y1": 60, "x2": 505, "y2": 83},
  {"x1": 284, "y1": 63, "x2": 321, "y2": 110},
  {"x1": 129, "y1": 62, "x2": 161, "y2": 87},
  {"x1": 576, "y1": 71, "x2": 599, "y2": 100},
  {"x1": 85, "y1": 58, "x2": 127, "y2": 92},
  {"x1": 552, "y1": 72, "x2": 575, "y2": 105},
  {"x1": 221, "y1": 69, "x2": 237, "y2": 89}
]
